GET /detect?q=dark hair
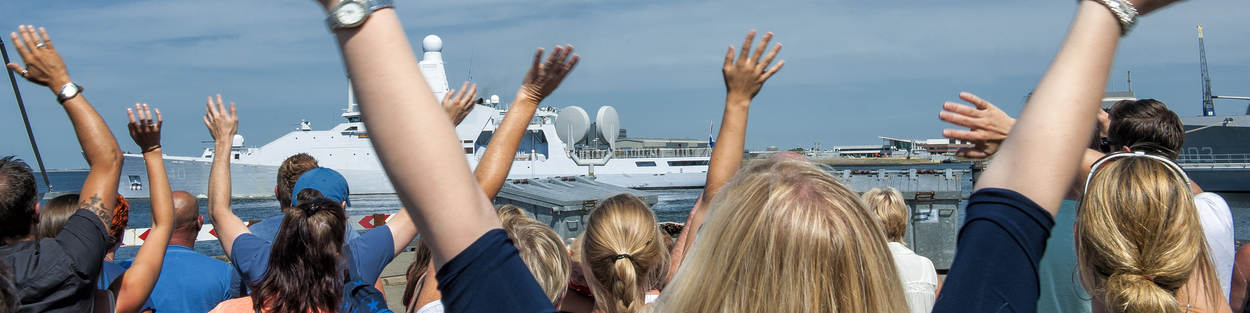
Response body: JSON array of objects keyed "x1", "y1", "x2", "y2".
[
  {"x1": 276, "y1": 153, "x2": 319, "y2": 208},
  {"x1": 0, "y1": 156, "x2": 38, "y2": 241},
  {"x1": 1108, "y1": 99, "x2": 1185, "y2": 160},
  {"x1": 252, "y1": 197, "x2": 346, "y2": 312},
  {"x1": 36, "y1": 194, "x2": 80, "y2": 240}
]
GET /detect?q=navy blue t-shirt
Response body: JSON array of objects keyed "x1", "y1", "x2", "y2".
[
  {"x1": 933, "y1": 188, "x2": 1055, "y2": 313},
  {"x1": 436, "y1": 229, "x2": 556, "y2": 313}
]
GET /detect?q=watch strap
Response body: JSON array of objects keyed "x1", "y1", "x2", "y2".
[
  {"x1": 56, "y1": 82, "x2": 82, "y2": 103},
  {"x1": 1085, "y1": 0, "x2": 1138, "y2": 36},
  {"x1": 326, "y1": 0, "x2": 394, "y2": 31}
]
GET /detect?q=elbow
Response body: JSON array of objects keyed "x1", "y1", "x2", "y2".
[{"x1": 99, "y1": 146, "x2": 124, "y2": 171}]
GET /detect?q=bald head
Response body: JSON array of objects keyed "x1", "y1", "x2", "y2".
[{"x1": 172, "y1": 191, "x2": 200, "y2": 230}]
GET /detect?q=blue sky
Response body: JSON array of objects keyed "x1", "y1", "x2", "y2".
[{"x1": 1, "y1": 0, "x2": 1247, "y2": 169}]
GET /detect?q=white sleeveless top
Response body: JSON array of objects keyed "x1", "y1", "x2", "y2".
[{"x1": 888, "y1": 242, "x2": 939, "y2": 313}]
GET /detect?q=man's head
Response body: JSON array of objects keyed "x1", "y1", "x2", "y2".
[
  {"x1": 291, "y1": 168, "x2": 350, "y2": 207},
  {"x1": 0, "y1": 156, "x2": 38, "y2": 241},
  {"x1": 171, "y1": 191, "x2": 202, "y2": 243},
  {"x1": 276, "y1": 153, "x2": 319, "y2": 208},
  {"x1": 1108, "y1": 99, "x2": 1185, "y2": 160}
]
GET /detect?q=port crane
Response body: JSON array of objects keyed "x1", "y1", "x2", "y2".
[{"x1": 1198, "y1": 25, "x2": 1250, "y2": 115}]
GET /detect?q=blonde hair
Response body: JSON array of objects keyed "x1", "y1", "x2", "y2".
[
  {"x1": 657, "y1": 159, "x2": 908, "y2": 313},
  {"x1": 581, "y1": 194, "x2": 669, "y2": 313},
  {"x1": 861, "y1": 187, "x2": 908, "y2": 243},
  {"x1": 1077, "y1": 157, "x2": 1221, "y2": 313},
  {"x1": 498, "y1": 205, "x2": 572, "y2": 305}
]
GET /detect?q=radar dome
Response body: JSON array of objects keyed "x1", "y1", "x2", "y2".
[
  {"x1": 232, "y1": 134, "x2": 245, "y2": 147},
  {"x1": 489, "y1": 95, "x2": 500, "y2": 104},
  {"x1": 595, "y1": 106, "x2": 620, "y2": 147},
  {"x1": 422, "y1": 35, "x2": 443, "y2": 52},
  {"x1": 555, "y1": 106, "x2": 590, "y2": 145}
]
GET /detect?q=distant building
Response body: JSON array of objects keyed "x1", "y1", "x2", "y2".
[{"x1": 1102, "y1": 91, "x2": 1137, "y2": 110}]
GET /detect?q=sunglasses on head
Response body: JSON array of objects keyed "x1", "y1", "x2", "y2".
[{"x1": 1082, "y1": 151, "x2": 1192, "y2": 196}]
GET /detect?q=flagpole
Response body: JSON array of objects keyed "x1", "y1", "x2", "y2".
[{"x1": 0, "y1": 37, "x2": 53, "y2": 193}]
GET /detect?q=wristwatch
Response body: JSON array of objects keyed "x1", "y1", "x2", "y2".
[
  {"x1": 326, "y1": 0, "x2": 394, "y2": 31},
  {"x1": 55, "y1": 82, "x2": 83, "y2": 103}
]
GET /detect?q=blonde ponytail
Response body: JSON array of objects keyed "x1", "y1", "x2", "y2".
[
  {"x1": 581, "y1": 194, "x2": 669, "y2": 313},
  {"x1": 1077, "y1": 157, "x2": 1221, "y2": 313}
]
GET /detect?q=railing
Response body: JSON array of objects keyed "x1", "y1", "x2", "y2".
[
  {"x1": 574, "y1": 147, "x2": 713, "y2": 159},
  {"x1": 1177, "y1": 153, "x2": 1250, "y2": 164}
]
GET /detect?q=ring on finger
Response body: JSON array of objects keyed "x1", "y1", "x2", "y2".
[
  {"x1": 20, "y1": 69, "x2": 29, "y2": 76},
  {"x1": 35, "y1": 42, "x2": 46, "y2": 48}
]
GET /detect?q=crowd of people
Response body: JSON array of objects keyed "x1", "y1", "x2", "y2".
[{"x1": 0, "y1": 0, "x2": 1242, "y2": 312}]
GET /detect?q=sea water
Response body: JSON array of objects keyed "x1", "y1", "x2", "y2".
[{"x1": 33, "y1": 169, "x2": 1250, "y2": 260}]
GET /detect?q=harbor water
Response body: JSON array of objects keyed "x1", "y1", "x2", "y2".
[{"x1": 33, "y1": 168, "x2": 1250, "y2": 260}]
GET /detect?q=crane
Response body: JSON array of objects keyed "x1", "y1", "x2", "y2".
[{"x1": 1199, "y1": 25, "x2": 1250, "y2": 115}]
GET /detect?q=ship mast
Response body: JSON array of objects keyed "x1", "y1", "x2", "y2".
[{"x1": 1199, "y1": 25, "x2": 1216, "y2": 116}]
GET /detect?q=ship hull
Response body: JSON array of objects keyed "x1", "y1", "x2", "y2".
[
  {"x1": 118, "y1": 154, "x2": 707, "y2": 198},
  {"x1": 1180, "y1": 115, "x2": 1250, "y2": 192}
]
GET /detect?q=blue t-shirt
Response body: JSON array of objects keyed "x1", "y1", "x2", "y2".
[
  {"x1": 1036, "y1": 200, "x2": 1092, "y2": 313},
  {"x1": 436, "y1": 229, "x2": 556, "y2": 313},
  {"x1": 119, "y1": 245, "x2": 244, "y2": 313},
  {"x1": 97, "y1": 260, "x2": 125, "y2": 290},
  {"x1": 230, "y1": 225, "x2": 395, "y2": 312},
  {"x1": 933, "y1": 188, "x2": 1055, "y2": 313}
]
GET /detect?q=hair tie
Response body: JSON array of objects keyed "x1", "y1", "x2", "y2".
[
  {"x1": 612, "y1": 254, "x2": 632, "y2": 261},
  {"x1": 1140, "y1": 275, "x2": 1154, "y2": 282}
]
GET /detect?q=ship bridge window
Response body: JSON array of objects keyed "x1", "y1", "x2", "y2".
[
  {"x1": 345, "y1": 126, "x2": 358, "y2": 132},
  {"x1": 667, "y1": 160, "x2": 708, "y2": 166},
  {"x1": 635, "y1": 161, "x2": 657, "y2": 167}
]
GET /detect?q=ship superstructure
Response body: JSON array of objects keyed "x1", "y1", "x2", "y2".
[{"x1": 118, "y1": 35, "x2": 709, "y2": 198}]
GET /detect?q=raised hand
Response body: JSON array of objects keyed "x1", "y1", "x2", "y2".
[
  {"x1": 126, "y1": 103, "x2": 163, "y2": 153},
  {"x1": 442, "y1": 81, "x2": 478, "y2": 125},
  {"x1": 6, "y1": 25, "x2": 70, "y2": 88},
  {"x1": 939, "y1": 92, "x2": 1016, "y2": 159},
  {"x1": 202, "y1": 94, "x2": 238, "y2": 142},
  {"x1": 723, "y1": 30, "x2": 784, "y2": 103},
  {"x1": 516, "y1": 46, "x2": 579, "y2": 104}
]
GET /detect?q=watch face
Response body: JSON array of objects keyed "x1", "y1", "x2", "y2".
[{"x1": 335, "y1": 2, "x2": 367, "y2": 26}]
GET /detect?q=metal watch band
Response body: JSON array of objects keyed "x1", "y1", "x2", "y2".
[
  {"x1": 56, "y1": 82, "x2": 82, "y2": 103},
  {"x1": 326, "y1": 0, "x2": 394, "y2": 31},
  {"x1": 1086, "y1": 0, "x2": 1138, "y2": 36}
]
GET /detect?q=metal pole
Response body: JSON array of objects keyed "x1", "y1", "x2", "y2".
[{"x1": 0, "y1": 38, "x2": 53, "y2": 192}]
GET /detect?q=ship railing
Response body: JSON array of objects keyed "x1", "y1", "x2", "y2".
[
  {"x1": 1177, "y1": 154, "x2": 1250, "y2": 165},
  {"x1": 569, "y1": 147, "x2": 713, "y2": 159}
]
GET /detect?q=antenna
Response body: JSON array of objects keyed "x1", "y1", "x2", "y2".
[
  {"x1": 1198, "y1": 25, "x2": 1215, "y2": 116},
  {"x1": 1127, "y1": 71, "x2": 1132, "y2": 93},
  {"x1": 0, "y1": 37, "x2": 52, "y2": 192}
]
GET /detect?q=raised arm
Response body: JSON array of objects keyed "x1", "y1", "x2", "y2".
[
  {"x1": 971, "y1": 1, "x2": 1135, "y2": 213},
  {"x1": 203, "y1": 95, "x2": 247, "y2": 257},
  {"x1": 677, "y1": 30, "x2": 783, "y2": 266},
  {"x1": 442, "y1": 81, "x2": 478, "y2": 126},
  {"x1": 321, "y1": 4, "x2": 498, "y2": 267},
  {"x1": 114, "y1": 104, "x2": 173, "y2": 313},
  {"x1": 6, "y1": 26, "x2": 121, "y2": 227},
  {"x1": 475, "y1": 46, "x2": 578, "y2": 200}
]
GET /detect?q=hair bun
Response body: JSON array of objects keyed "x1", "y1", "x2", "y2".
[{"x1": 1103, "y1": 272, "x2": 1180, "y2": 313}]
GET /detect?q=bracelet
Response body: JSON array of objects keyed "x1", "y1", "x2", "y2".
[
  {"x1": 142, "y1": 145, "x2": 161, "y2": 153},
  {"x1": 1085, "y1": 0, "x2": 1138, "y2": 36}
]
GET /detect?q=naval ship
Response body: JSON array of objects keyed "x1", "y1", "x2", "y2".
[{"x1": 117, "y1": 35, "x2": 710, "y2": 198}]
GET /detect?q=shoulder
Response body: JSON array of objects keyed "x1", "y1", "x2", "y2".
[
  {"x1": 210, "y1": 297, "x2": 254, "y2": 313},
  {"x1": 1194, "y1": 192, "x2": 1230, "y2": 210}
]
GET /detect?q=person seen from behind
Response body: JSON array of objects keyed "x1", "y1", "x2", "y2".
[
  {"x1": 862, "y1": 187, "x2": 939, "y2": 313},
  {"x1": 118, "y1": 190, "x2": 245, "y2": 313},
  {"x1": 1, "y1": 25, "x2": 124, "y2": 313},
  {"x1": 580, "y1": 194, "x2": 669, "y2": 313}
]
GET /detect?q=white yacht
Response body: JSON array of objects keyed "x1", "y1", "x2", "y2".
[{"x1": 117, "y1": 35, "x2": 710, "y2": 198}]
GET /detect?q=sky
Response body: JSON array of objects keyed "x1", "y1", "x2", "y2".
[{"x1": 0, "y1": 0, "x2": 1247, "y2": 169}]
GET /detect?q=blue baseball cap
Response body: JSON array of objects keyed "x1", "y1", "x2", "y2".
[{"x1": 291, "y1": 167, "x2": 351, "y2": 207}]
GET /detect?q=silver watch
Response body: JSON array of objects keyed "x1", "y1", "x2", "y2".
[
  {"x1": 56, "y1": 82, "x2": 83, "y2": 103},
  {"x1": 326, "y1": 0, "x2": 394, "y2": 31}
]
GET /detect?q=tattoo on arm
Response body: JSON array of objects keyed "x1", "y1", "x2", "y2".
[{"x1": 79, "y1": 195, "x2": 112, "y2": 226}]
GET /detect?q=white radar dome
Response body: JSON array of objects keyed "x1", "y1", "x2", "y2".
[
  {"x1": 489, "y1": 95, "x2": 500, "y2": 104},
  {"x1": 595, "y1": 106, "x2": 620, "y2": 147},
  {"x1": 232, "y1": 134, "x2": 245, "y2": 147},
  {"x1": 555, "y1": 106, "x2": 590, "y2": 145},
  {"x1": 422, "y1": 35, "x2": 443, "y2": 52}
]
